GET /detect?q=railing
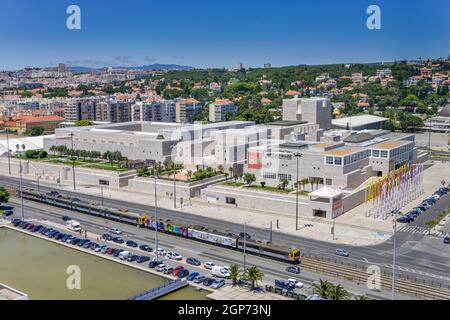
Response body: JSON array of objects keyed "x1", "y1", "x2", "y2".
[{"x1": 128, "y1": 279, "x2": 188, "y2": 300}]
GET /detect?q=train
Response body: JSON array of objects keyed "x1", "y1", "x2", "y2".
[{"x1": 18, "y1": 188, "x2": 301, "y2": 264}]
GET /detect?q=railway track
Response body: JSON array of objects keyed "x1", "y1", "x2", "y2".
[
  {"x1": 300, "y1": 256, "x2": 450, "y2": 300},
  {"x1": 5, "y1": 186, "x2": 450, "y2": 300}
]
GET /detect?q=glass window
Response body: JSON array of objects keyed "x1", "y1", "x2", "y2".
[
  {"x1": 372, "y1": 150, "x2": 379, "y2": 157},
  {"x1": 326, "y1": 178, "x2": 332, "y2": 186},
  {"x1": 381, "y1": 151, "x2": 388, "y2": 158},
  {"x1": 334, "y1": 157, "x2": 342, "y2": 165},
  {"x1": 326, "y1": 156, "x2": 334, "y2": 165}
]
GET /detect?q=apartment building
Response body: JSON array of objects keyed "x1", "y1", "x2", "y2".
[
  {"x1": 131, "y1": 100, "x2": 176, "y2": 122},
  {"x1": 209, "y1": 99, "x2": 237, "y2": 122},
  {"x1": 175, "y1": 98, "x2": 203, "y2": 123},
  {"x1": 96, "y1": 99, "x2": 131, "y2": 123}
]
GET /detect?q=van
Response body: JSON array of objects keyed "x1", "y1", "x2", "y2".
[
  {"x1": 119, "y1": 251, "x2": 133, "y2": 260},
  {"x1": 66, "y1": 220, "x2": 81, "y2": 232},
  {"x1": 211, "y1": 266, "x2": 231, "y2": 279}
]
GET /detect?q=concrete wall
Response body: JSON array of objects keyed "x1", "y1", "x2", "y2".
[{"x1": 0, "y1": 158, "x2": 135, "y2": 188}]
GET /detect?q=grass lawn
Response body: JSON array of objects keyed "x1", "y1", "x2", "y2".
[
  {"x1": 85, "y1": 163, "x2": 130, "y2": 172},
  {"x1": 224, "y1": 182, "x2": 245, "y2": 187},
  {"x1": 224, "y1": 182, "x2": 310, "y2": 195}
]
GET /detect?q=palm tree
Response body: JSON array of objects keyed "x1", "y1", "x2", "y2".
[
  {"x1": 228, "y1": 167, "x2": 234, "y2": 179},
  {"x1": 245, "y1": 266, "x2": 264, "y2": 290},
  {"x1": 313, "y1": 279, "x2": 332, "y2": 299},
  {"x1": 355, "y1": 294, "x2": 369, "y2": 300},
  {"x1": 224, "y1": 172, "x2": 229, "y2": 181},
  {"x1": 328, "y1": 284, "x2": 350, "y2": 300},
  {"x1": 229, "y1": 264, "x2": 242, "y2": 287},
  {"x1": 21, "y1": 144, "x2": 26, "y2": 153},
  {"x1": 217, "y1": 165, "x2": 224, "y2": 173},
  {"x1": 309, "y1": 178, "x2": 314, "y2": 191},
  {"x1": 186, "y1": 170, "x2": 193, "y2": 181}
]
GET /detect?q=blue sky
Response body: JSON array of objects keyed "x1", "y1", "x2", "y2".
[{"x1": 0, "y1": 0, "x2": 449, "y2": 70}]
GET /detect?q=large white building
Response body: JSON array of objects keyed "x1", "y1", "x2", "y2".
[{"x1": 209, "y1": 99, "x2": 237, "y2": 122}]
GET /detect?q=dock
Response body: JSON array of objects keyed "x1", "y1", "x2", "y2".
[{"x1": 128, "y1": 279, "x2": 188, "y2": 300}]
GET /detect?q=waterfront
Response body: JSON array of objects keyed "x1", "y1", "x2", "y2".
[{"x1": 0, "y1": 228, "x2": 208, "y2": 300}]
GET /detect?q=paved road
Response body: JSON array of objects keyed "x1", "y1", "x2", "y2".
[
  {"x1": 5, "y1": 197, "x2": 417, "y2": 300},
  {"x1": 2, "y1": 176, "x2": 450, "y2": 289}
]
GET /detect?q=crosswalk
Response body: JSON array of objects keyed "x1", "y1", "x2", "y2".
[
  {"x1": 399, "y1": 226, "x2": 430, "y2": 235},
  {"x1": 399, "y1": 225, "x2": 446, "y2": 237}
]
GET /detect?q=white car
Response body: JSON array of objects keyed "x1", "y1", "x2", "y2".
[
  {"x1": 156, "y1": 263, "x2": 167, "y2": 272},
  {"x1": 167, "y1": 251, "x2": 183, "y2": 260},
  {"x1": 287, "y1": 279, "x2": 304, "y2": 289},
  {"x1": 210, "y1": 279, "x2": 225, "y2": 289},
  {"x1": 155, "y1": 248, "x2": 166, "y2": 257},
  {"x1": 204, "y1": 262, "x2": 215, "y2": 270},
  {"x1": 110, "y1": 227, "x2": 122, "y2": 235}
]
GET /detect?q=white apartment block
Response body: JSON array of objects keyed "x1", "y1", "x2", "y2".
[{"x1": 209, "y1": 99, "x2": 237, "y2": 122}]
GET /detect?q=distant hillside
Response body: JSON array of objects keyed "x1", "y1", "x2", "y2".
[{"x1": 68, "y1": 64, "x2": 193, "y2": 73}]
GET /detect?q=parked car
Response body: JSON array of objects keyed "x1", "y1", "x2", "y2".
[
  {"x1": 4, "y1": 210, "x2": 14, "y2": 216},
  {"x1": 336, "y1": 249, "x2": 349, "y2": 257},
  {"x1": 137, "y1": 256, "x2": 150, "y2": 263},
  {"x1": 100, "y1": 245, "x2": 109, "y2": 253},
  {"x1": 172, "y1": 266, "x2": 184, "y2": 276},
  {"x1": 156, "y1": 264, "x2": 167, "y2": 272},
  {"x1": 163, "y1": 267, "x2": 174, "y2": 275},
  {"x1": 178, "y1": 269, "x2": 190, "y2": 278},
  {"x1": 12, "y1": 219, "x2": 21, "y2": 226},
  {"x1": 109, "y1": 227, "x2": 122, "y2": 235},
  {"x1": 102, "y1": 233, "x2": 113, "y2": 241},
  {"x1": 139, "y1": 244, "x2": 153, "y2": 252},
  {"x1": 443, "y1": 236, "x2": 450, "y2": 244},
  {"x1": 167, "y1": 251, "x2": 183, "y2": 260},
  {"x1": 126, "y1": 240, "x2": 138, "y2": 248},
  {"x1": 113, "y1": 249, "x2": 124, "y2": 257},
  {"x1": 286, "y1": 266, "x2": 301, "y2": 274},
  {"x1": 287, "y1": 279, "x2": 304, "y2": 289},
  {"x1": 148, "y1": 260, "x2": 162, "y2": 269},
  {"x1": 194, "y1": 276, "x2": 207, "y2": 284},
  {"x1": 187, "y1": 272, "x2": 200, "y2": 281},
  {"x1": 210, "y1": 279, "x2": 225, "y2": 289},
  {"x1": 204, "y1": 262, "x2": 215, "y2": 270},
  {"x1": 112, "y1": 237, "x2": 124, "y2": 244},
  {"x1": 202, "y1": 278, "x2": 214, "y2": 286},
  {"x1": 186, "y1": 257, "x2": 201, "y2": 266},
  {"x1": 127, "y1": 254, "x2": 140, "y2": 262}
]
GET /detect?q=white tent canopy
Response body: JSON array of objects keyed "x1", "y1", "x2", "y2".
[{"x1": 309, "y1": 186, "x2": 343, "y2": 199}]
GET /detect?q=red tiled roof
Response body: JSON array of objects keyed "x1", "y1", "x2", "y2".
[{"x1": 16, "y1": 115, "x2": 65, "y2": 123}]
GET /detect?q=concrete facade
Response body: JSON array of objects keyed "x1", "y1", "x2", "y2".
[{"x1": 282, "y1": 97, "x2": 332, "y2": 130}]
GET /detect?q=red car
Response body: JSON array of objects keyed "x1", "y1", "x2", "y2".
[
  {"x1": 26, "y1": 224, "x2": 35, "y2": 230},
  {"x1": 106, "y1": 248, "x2": 114, "y2": 255},
  {"x1": 171, "y1": 266, "x2": 184, "y2": 276}
]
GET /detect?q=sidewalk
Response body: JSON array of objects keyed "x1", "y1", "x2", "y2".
[{"x1": 8, "y1": 160, "x2": 450, "y2": 246}]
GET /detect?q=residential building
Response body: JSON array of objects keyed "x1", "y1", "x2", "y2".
[
  {"x1": 96, "y1": 99, "x2": 131, "y2": 123},
  {"x1": 131, "y1": 100, "x2": 176, "y2": 122},
  {"x1": 175, "y1": 98, "x2": 202, "y2": 123},
  {"x1": 209, "y1": 99, "x2": 237, "y2": 122}
]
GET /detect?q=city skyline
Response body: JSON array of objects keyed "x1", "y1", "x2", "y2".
[{"x1": 0, "y1": 0, "x2": 449, "y2": 70}]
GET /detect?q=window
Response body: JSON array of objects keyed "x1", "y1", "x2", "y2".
[
  {"x1": 263, "y1": 172, "x2": 276, "y2": 179},
  {"x1": 381, "y1": 151, "x2": 388, "y2": 158},
  {"x1": 326, "y1": 178, "x2": 332, "y2": 186},
  {"x1": 334, "y1": 157, "x2": 342, "y2": 165},
  {"x1": 326, "y1": 156, "x2": 334, "y2": 165},
  {"x1": 372, "y1": 150, "x2": 379, "y2": 157}
]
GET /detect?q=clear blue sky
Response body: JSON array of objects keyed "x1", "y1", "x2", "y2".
[{"x1": 0, "y1": 0, "x2": 449, "y2": 70}]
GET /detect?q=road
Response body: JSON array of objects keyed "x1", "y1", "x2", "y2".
[
  {"x1": 6, "y1": 196, "x2": 417, "y2": 300},
  {"x1": 1, "y1": 175, "x2": 450, "y2": 290}
]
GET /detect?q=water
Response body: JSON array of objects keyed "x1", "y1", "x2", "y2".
[{"x1": 0, "y1": 228, "x2": 209, "y2": 300}]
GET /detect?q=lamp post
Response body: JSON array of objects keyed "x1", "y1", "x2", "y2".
[
  {"x1": 100, "y1": 186, "x2": 104, "y2": 206},
  {"x1": 173, "y1": 165, "x2": 177, "y2": 209},
  {"x1": 243, "y1": 222, "x2": 247, "y2": 272},
  {"x1": 154, "y1": 167, "x2": 159, "y2": 261},
  {"x1": 16, "y1": 145, "x2": 25, "y2": 221},
  {"x1": 391, "y1": 209, "x2": 398, "y2": 300},
  {"x1": 69, "y1": 132, "x2": 76, "y2": 191},
  {"x1": 36, "y1": 175, "x2": 40, "y2": 192},
  {"x1": 293, "y1": 152, "x2": 303, "y2": 230},
  {"x1": 5, "y1": 129, "x2": 11, "y2": 176}
]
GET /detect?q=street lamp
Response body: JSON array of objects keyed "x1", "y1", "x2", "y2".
[
  {"x1": 243, "y1": 222, "x2": 247, "y2": 272},
  {"x1": 154, "y1": 166, "x2": 159, "y2": 261},
  {"x1": 391, "y1": 208, "x2": 398, "y2": 300},
  {"x1": 69, "y1": 132, "x2": 76, "y2": 191},
  {"x1": 4, "y1": 129, "x2": 11, "y2": 176},
  {"x1": 16, "y1": 144, "x2": 25, "y2": 221},
  {"x1": 173, "y1": 164, "x2": 177, "y2": 209},
  {"x1": 293, "y1": 152, "x2": 303, "y2": 231}
]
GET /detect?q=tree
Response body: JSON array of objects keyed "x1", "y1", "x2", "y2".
[
  {"x1": 26, "y1": 126, "x2": 45, "y2": 136},
  {"x1": 228, "y1": 167, "x2": 234, "y2": 179},
  {"x1": 245, "y1": 266, "x2": 264, "y2": 290},
  {"x1": 355, "y1": 295, "x2": 369, "y2": 300},
  {"x1": 229, "y1": 264, "x2": 242, "y2": 287},
  {"x1": 328, "y1": 284, "x2": 350, "y2": 300},
  {"x1": 224, "y1": 172, "x2": 229, "y2": 181},
  {"x1": 217, "y1": 165, "x2": 224, "y2": 173},
  {"x1": 75, "y1": 120, "x2": 94, "y2": 127},
  {"x1": 425, "y1": 220, "x2": 438, "y2": 235},
  {"x1": 279, "y1": 178, "x2": 289, "y2": 190},
  {"x1": 0, "y1": 187, "x2": 10, "y2": 204},
  {"x1": 243, "y1": 173, "x2": 256, "y2": 186},
  {"x1": 313, "y1": 279, "x2": 332, "y2": 299},
  {"x1": 186, "y1": 170, "x2": 193, "y2": 181},
  {"x1": 260, "y1": 181, "x2": 266, "y2": 188}
]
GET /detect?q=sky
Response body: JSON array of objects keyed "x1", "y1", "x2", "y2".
[{"x1": 0, "y1": 0, "x2": 449, "y2": 70}]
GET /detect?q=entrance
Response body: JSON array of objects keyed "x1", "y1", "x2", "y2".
[{"x1": 313, "y1": 210, "x2": 327, "y2": 218}]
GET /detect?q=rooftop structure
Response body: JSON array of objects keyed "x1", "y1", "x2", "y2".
[
  {"x1": 0, "y1": 283, "x2": 28, "y2": 300},
  {"x1": 332, "y1": 115, "x2": 388, "y2": 131}
]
